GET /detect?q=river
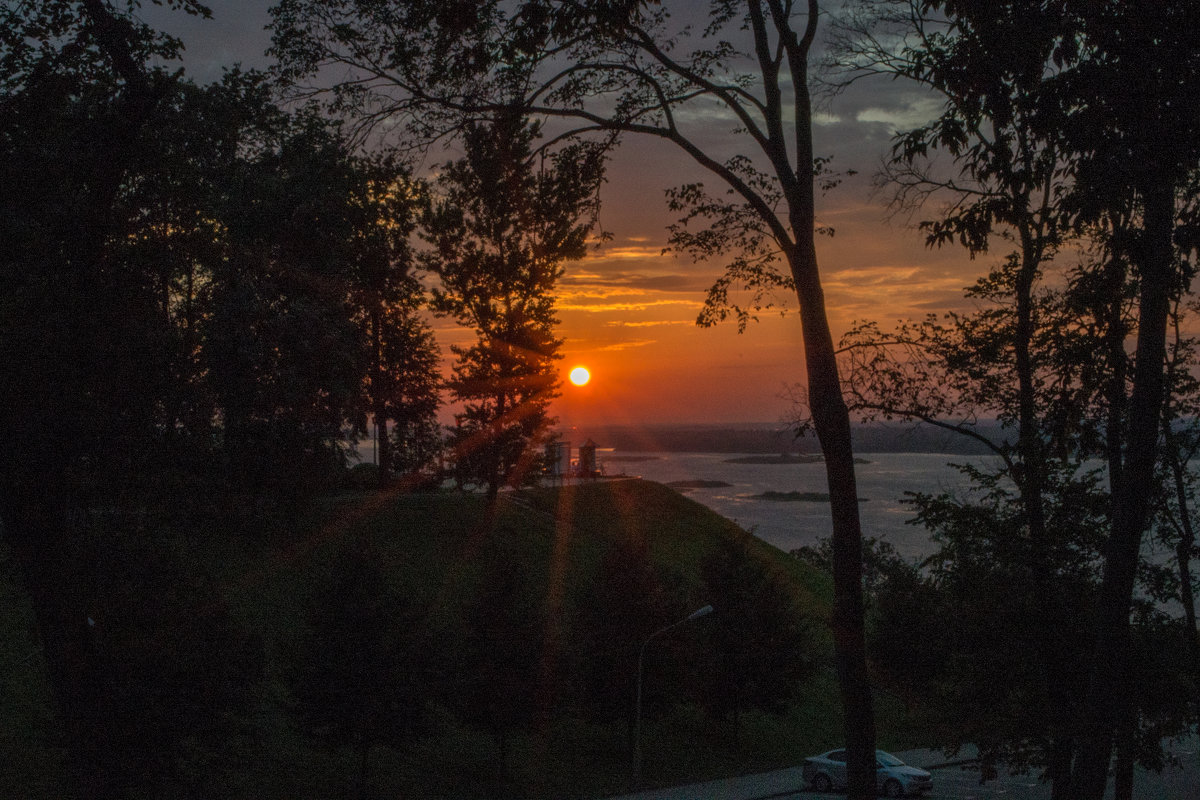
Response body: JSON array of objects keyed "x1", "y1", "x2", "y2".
[{"x1": 597, "y1": 451, "x2": 995, "y2": 558}]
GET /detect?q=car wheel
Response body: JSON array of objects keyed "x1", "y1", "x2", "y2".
[
  {"x1": 883, "y1": 778, "x2": 905, "y2": 798},
  {"x1": 813, "y1": 773, "x2": 832, "y2": 793}
]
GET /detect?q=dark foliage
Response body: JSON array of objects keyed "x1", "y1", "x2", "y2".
[
  {"x1": 291, "y1": 540, "x2": 433, "y2": 798},
  {"x1": 427, "y1": 108, "x2": 603, "y2": 501},
  {"x1": 454, "y1": 533, "x2": 546, "y2": 790},
  {"x1": 75, "y1": 523, "x2": 263, "y2": 799},
  {"x1": 0, "y1": 4, "x2": 443, "y2": 797},
  {"x1": 700, "y1": 537, "x2": 814, "y2": 744},
  {"x1": 570, "y1": 533, "x2": 677, "y2": 727}
]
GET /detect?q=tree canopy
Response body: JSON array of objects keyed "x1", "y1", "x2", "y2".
[{"x1": 426, "y1": 109, "x2": 604, "y2": 500}]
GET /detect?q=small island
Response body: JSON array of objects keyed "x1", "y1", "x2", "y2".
[
  {"x1": 724, "y1": 454, "x2": 823, "y2": 465},
  {"x1": 754, "y1": 490, "x2": 869, "y2": 502},
  {"x1": 723, "y1": 454, "x2": 873, "y2": 465},
  {"x1": 667, "y1": 479, "x2": 733, "y2": 490}
]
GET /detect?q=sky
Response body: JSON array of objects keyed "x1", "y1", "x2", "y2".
[{"x1": 140, "y1": 1, "x2": 982, "y2": 431}]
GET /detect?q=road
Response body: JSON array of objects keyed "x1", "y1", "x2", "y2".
[{"x1": 604, "y1": 741, "x2": 1200, "y2": 800}]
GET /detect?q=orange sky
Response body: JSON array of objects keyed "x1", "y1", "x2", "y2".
[
  {"x1": 146, "y1": 1, "x2": 992, "y2": 429},
  {"x1": 540, "y1": 138, "x2": 977, "y2": 428}
]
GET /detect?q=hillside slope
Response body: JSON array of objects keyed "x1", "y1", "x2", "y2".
[
  {"x1": 216, "y1": 478, "x2": 846, "y2": 797},
  {"x1": 4, "y1": 478, "x2": 910, "y2": 800}
]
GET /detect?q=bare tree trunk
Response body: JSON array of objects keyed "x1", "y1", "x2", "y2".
[
  {"x1": 1113, "y1": 701, "x2": 1136, "y2": 800},
  {"x1": 1014, "y1": 227, "x2": 1048, "y2": 544},
  {"x1": 1014, "y1": 219, "x2": 1083, "y2": 797},
  {"x1": 1049, "y1": 738, "x2": 1075, "y2": 800},
  {"x1": 485, "y1": 392, "x2": 505, "y2": 503},
  {"x1": 789, "y1": 229, "x2": 875, "y2": 798},
  {"x1": 1072, "y1": 180, "x2": 1175, "y2": 800},
  {"x1": 370, "y1": 306, "x2": 393, "y2": 486},
  {"x1": 357, "y1": 738, "x2": 372, "y2": 800},
  {"x1": 1163, "y1": 362, "x2": 1200, "y2": 660},
  {"x1": 782, "y1": 5, "x2": 875, "y2": 790},
  {"x1": 376, "y1": 415, "x2": 392, "y2": 483},
  {"x1": 1179, "y1": 532, "x2": 1199, "y2": 657}
]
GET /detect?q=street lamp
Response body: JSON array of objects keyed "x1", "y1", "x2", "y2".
[{"x1": 632, "y1": 604, "x2": 714, "y2": 788}]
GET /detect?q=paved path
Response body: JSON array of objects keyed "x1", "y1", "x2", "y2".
[{"x1": 602, "y1": 742, "x2": 1200, "y2": 800}]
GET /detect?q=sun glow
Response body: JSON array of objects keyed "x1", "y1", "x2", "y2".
[{"x1": 569, "y1": 366, "x2": 591, "y2": 386}]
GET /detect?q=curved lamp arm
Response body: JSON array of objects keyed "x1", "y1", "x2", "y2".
[{"x1": 633, "y1": 604, "x2": 714, "y2": 788}]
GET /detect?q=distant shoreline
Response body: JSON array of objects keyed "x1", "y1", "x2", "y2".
[
  {"x1": 724, "y1": 454, "x2": 823, "y2": 465},
  {"x1": 755, "y1": 490, "x2": 869, "y2": 503},
  {"x1": 666, "y1": 479, "x2": 733, "y2": 490},
  {"x1": 723, "y1": 454, "x2": 873, "y2": 465},
  {"x1": 564, "y1": 421, "x2": 1004, "y2": 456}
]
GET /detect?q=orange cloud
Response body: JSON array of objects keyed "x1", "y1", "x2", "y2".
[
  {"x1": 606, "y1": 319, "x2": 694, "y2": 328},
  {"x1": 557, "y1": 298, "x2": 702, "y2": 313},
  {"x1": 596, "y1": 339, "x2": 658, "y2": 352}
]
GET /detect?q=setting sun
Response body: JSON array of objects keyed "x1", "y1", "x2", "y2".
[{"x1": 568, "y1": 366, "x2": 591, "y2": 386}]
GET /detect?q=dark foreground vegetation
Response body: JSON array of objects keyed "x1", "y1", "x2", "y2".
[{"x1": 1, "y1": 478, "x2": 920, "y2": 800}]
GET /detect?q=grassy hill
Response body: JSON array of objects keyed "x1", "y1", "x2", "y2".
[{"x1": 2, "y1": 478, "x2": 917, "y2": 799}]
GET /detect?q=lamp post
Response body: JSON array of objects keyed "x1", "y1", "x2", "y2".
[{"x1": 632, "y1": 604, "x2": 713, "y2": 788}]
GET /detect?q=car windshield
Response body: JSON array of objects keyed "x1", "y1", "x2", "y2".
[{"x1": 876, "y1": 752, "x2": 904, "y2": 767}]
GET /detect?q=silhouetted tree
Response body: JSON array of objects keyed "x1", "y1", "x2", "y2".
[
  {"x1": 342, "y1": 161, "x2": 442, "y2": 485},
  {"x1": 700, "y1": 537, "x2": 813, "y2": 745},
  {"x1": 455, "y1": 535, "x2": 544, "y2": 790},
  {"x1": 0, "y1": 3, "x2": 226, "y2": 794},
  {"x1": 1062, "y1": 9, "x2": 1200, "y2": 786},
  {"x1": 382, "y1": 313, "x2": 444, "y2": 479},
  {"x1": 571, "y1": 534, "x2": 674, "y2": 740},
  {"x1": 292, "y1": 541, "x2": 431, "y2": 799},
  {"x1": 835, "y1": 258, "x2": 1200, "y2": 793},
  {"x1": 892, "y1": 469, "x2": 1103, "y2": 783},
  {"x1": 202, "y1": 105, "x2": 374, "y2": 496},
  {"x1": 831, "y1": 2, "x2": 1200, "y2": 795},
  {"x1": 830, "y1": 0, "x2": 1068, "y2": 559},
  {"x1": 80, "y1": 527, "x2": 263, "y2": 799},
  {"x1": 1158, "y1": 303, "x2": 1200, "y2": 665},
  {"x1": 0, "y1": 4, "x2": 443, "y2": 795},
  {"x1": 425, "y1": 109, "x2": 602, "y2": 501}
]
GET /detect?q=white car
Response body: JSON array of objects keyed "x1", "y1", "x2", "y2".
[{"x1": 801, "y1": 748, "x2": 933, "y2": 797}]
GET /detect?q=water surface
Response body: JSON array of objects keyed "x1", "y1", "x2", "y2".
[{"x1": 599, "y1": 451, "x2": 994, "y2": 558}]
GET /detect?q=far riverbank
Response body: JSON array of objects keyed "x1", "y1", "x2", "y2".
[
  {"x1": 597, "y1": 451, "x2": 989, "y2": 557},
  {"x1": 559, "y1": 421, "x2": 1004, "y2": 456}
]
